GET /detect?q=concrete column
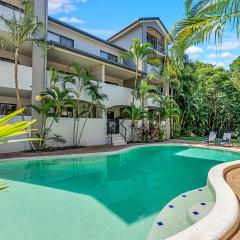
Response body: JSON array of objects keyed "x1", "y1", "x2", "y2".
[
  {"x1": 31, "y1": 0, "x2": 48, "y2": 132},
  {"x1": 91, "y1": 64, "x2": 105, "y2": 82},
  {"x1": 164, "y1": 83, "x2": 171, "y2": 139}
]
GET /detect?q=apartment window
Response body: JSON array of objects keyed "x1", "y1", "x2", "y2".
[
  {"x1": 0, "y1": 103, "x2": 16, "y2": 115},
  {"x1": 100, "y1": 51, "x2": 118, "y2": 63},
  {"x1": 147, "y1": 33, "x2": 164, "y2": 53},
  {"x1": 60, "y1": 36, "x2": 74, "y2": 48}
]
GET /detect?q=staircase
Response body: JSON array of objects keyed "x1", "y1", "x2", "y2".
[{"x1": 111, "y1": 134, "x2": 127, "y2": 146}]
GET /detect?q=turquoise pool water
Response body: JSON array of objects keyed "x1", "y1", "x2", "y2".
[{"x1": 0, "y1": 145, "x2": 240, "y2": 240}]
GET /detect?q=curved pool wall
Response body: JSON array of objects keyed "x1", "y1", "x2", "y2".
[{"x1": 0, "y1": 144, "x2": 240, "y2": 240}]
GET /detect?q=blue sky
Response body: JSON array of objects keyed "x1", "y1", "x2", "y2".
[{"x1": 48, "y1": 0, "x2": 240, "y2": 67}]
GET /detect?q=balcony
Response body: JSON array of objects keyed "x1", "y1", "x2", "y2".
[
  {"x1": 0, "y1": 60, "x2": 32, "y2": 91},
  {"x1": 147, "y1": 33, "x2": 165, "y2": 54}
]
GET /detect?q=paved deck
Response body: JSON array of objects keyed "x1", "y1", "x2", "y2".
[
  {"x1": 226, "y1": 168, "x2": 240, "y2": 240},
  {"x1": 0, "y1": 139, "x2": 240, "y2": 160}
]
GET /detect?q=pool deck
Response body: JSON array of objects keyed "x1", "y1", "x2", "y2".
[
  {"x1": 226, "y1": 168, "x2": 240, "y2": 240},
  {"x1": 1, "y1": 139, "x2": 240, "y2": 160}
]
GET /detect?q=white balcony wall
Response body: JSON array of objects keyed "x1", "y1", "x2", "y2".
[
  {"x1": 46, "y1": 117, "x2": 107, "y2": 147},
  {"x1": 63, "y1": 79, "x2": 135, "y2": 108},
  {"x1": 0, "y1": 61, "x2": 32, "y2": 90},
  {"x1": 146, "y1": 97, "x2": 159, "y2": 108}
]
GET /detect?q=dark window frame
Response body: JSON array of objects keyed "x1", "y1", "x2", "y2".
[
  {"x1": 48, "y1": 31, "x2": 74, "y2": 48},
  {"x1": 100, "y1": 50, "x2": 118, "y2": 63}
]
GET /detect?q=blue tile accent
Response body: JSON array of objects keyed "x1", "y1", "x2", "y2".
[
  {"x1": 169, "y1": 205, "x2": 174, "y2": 208},
  {"x1": 157, "y1": 221, "x2": 164, "y2": 226},
  {"x1": 193, "y1": 211, "x2": 199, "y2": 215},
  {"x1": 200, "y1": 203, "x2": 206, "y2": 206},
  {"x1": 182, "y1": 194, "x2": 187, "y2": 198}
]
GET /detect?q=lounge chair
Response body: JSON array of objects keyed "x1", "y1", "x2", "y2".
[
  {"x1": 203, "y1": 132, "x2": 217, "y2": 145},
  {"x1": 218, "y1": 132, "x2": 232, "y2": 147}
]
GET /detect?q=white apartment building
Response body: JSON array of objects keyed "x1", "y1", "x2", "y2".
[{"x1": 0, "y1": 0, "x2": 170, "y2": 152}]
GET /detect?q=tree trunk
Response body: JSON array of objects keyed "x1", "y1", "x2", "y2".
[
  {"x1": 14, "y1": 46, "x2": 21, "y2": 109},
  {"x1": 78, "y1": 104, "x2": 93, "y2": 147},
  {"x1": 132, "y1": 64, "x2": 139, "y2": 105}
]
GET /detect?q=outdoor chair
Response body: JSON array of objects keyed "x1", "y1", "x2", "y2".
[
  {"x1": 217, "y1": 132, "x2": 232, "y2": 147},
  {"x1": 203, "y1": 131, "x2": 217, "y2": 145}
]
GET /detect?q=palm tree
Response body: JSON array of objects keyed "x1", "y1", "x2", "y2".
[
  {"x1": 0, "y1": 0, "x2": 46, "y2": 109},
  {"x1": 136, "y1": 79, "x2": 158, "y2": 127},
  {"x1": 172, "y1": 0, "x2": 240, "y2": 59},
  {"x1": 123, "y1": 104, "x2": 146, "y2": 141},
  {"x1": 32, "y1": 69, "x2": 73, "y2": 150},
  {"x1": 63, "y1": 63, "x2": 95, "y2": 146},
  {"x1": 78, "y1": 82, "x2": 108, "y2": 146},
  {"x1": 154, "y1": 96, "x2": 181, "y2": 139},
  {"x1": 121, "y1": 38, "x2": 156, "y2": 104}
]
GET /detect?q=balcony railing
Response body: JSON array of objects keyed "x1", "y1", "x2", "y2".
[{"x1": 147, "y1": 33, "x2": 164, "y2": 54}]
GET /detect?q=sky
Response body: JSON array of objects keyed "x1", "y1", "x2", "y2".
[{"x1": 48, "y1": 0, "x2": 240, "y2": 68}]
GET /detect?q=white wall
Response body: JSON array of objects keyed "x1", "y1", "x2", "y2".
[
  {"x1": 46, "y1": 117, "x2": 107, "y2": 147},
  {"x1": 0, "y1": 115, "x2": 32, "y2": 153},
  {"x1": 48, "y1": 22, "x2": 123, "y2": 59},
  {"x1": 110, "y1": 25, "x2": 143, "y2": 50},
  {"x1": 0, "y1": 61, "x2": 32, "y2": 90}
]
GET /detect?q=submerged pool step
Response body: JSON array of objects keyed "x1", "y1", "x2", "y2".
[
  {"x1": 147, "y1": 186, "x2": 215, "y2": 240},
  {"x1": 187, "y1": 202, "x2": 215, "y2": 224}
]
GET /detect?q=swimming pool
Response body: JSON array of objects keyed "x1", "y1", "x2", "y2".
[{"x1": 0, "y1": 145, "x2": 240, "y2": 240}]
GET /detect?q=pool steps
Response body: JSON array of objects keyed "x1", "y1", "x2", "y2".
[
  {"x1": 147, "y1": 186, "x2": 215, "y2": 240},
  {"x1": 111, "y1": 134, "x2": 127, "y2": 146}
]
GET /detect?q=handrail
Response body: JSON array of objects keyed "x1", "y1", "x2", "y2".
[
  {"x1": 120, "y1": 120, "x2": 127, "y2": 142},
  {"x1": 107, "y1": 121, "x2": 114, "y2": 145}
]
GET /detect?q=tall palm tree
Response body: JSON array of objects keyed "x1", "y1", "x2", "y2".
[
  {"x1": 78, "y1": 82, "x2": 108, "y2": 146},
  {"x1": 172, "y1": 0, "x2": 240, "y2": 59},
  {"x1": 154, "y1": 96, "x2": 181, "y2": 139},
  {"x1": 136, "y1": 79, "x2": 158, "y2": 126},
  {"x1": 0, "y1": 0, "x2": 46, "y2": 109},
  {"x1": 121, "y1": 38, "x2": 156, "y2": 104},
  {"x1": 63, "y1": 63, "x2": 95, "y2": 146}
]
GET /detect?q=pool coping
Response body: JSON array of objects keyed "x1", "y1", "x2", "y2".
[{"x1": 1, "y1": 143, "x2": 240, "y2": 240}]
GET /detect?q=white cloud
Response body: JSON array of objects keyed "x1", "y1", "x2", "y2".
[
  {"x1": 211, "y1": 62, "x2": 225, "y2": 67},
  {"x1": 207, "y1": 41, "x2": 240, "y2": 50},
  {"x1": 207, "y1": 52, "x2": 237, "y2": 59},
  {"x1": 59, "y1": 17, "x2": 84, "y2": 23},
  {"x1": 48, "y1": 0, "x2": 87, "y2": 14},
  {"x1": 185, "y1": 46, "x2": 203, "y2": 55}
]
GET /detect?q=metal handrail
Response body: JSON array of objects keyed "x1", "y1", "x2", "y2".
[
  {"x1": 120, "y1": 120, "x2": 127, "y2": 142},
  {"x1": 107, "y1": 121, "x2": 114, "y2": 145}
]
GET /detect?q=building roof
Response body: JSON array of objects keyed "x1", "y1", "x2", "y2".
[
  {"x1": 107, "y1": 17, "x2": 170, "y2": 42},
  {"x1": 48, "y1": 17, "x2": 127, "y2": 52}
]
